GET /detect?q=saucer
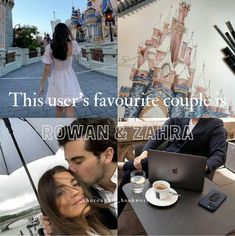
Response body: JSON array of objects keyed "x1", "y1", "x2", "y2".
[{"x1": 145, "y1": 187, "x2": 178, "y2": 207}]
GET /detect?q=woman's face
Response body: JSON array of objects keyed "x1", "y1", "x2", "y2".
[{"x1": 53, "y1": 171, "x2": 90, "y2": 218}]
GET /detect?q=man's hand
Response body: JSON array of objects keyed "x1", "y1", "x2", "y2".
[
  {"x1": 43, "y1": 215, "x2": 52, "y2": 236},
  {"x1": 133, "y1": 151, "x2": 148, "y2": 170}
]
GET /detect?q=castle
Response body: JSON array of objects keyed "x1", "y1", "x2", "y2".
[
  {"x1": 0, "y1": 0, "x2": 14, "y2": 49},
  {"x1": 69, "y1": 0, "x2": 117, "y2": 44},
  {"x1": 119, "y1": 0, "x2": 234, "y2": 118}
]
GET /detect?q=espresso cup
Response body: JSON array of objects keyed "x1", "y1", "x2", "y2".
[{"x1": 153, "y1": 180, "x2": 170, "y2": 200}]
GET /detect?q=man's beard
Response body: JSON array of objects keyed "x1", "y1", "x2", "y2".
[{"x1": 89, "y1": 162, "x2": 105, "y2": 186}]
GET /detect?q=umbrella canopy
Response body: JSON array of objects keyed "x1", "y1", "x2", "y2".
[
  {"x1": 0, "y1": 118, "x2": 73, "y2": 175},
  {"x1": 0, "y1": 118, "x2": 74, "y2": 200}
]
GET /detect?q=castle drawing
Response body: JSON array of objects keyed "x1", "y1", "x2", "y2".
[{"x1": 119, "y1": 0, "x2": 234, "y2": 118}]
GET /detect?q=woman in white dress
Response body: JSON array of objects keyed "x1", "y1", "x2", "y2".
[
  {"x1": 38, "y1": 166, "x2": 113, "y2": 235},
  {"x1": 39, "y1": 23, "x2": 83, "y2": 117}
]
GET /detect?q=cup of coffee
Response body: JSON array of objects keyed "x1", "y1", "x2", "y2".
[{"x1": 153, "y1": 180, "x2": 170, "y2": 200}]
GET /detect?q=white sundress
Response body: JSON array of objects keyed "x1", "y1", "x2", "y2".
[{"x1": 42, "y1": 40, "x2": 83, "y2": 106}]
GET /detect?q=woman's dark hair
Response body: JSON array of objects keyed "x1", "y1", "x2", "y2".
[
  {"x1": 50, "y1": 23, "x2": 70, "y2": 60},
  {"x1": 38, "y1": 166, "x2": 111, "y2": 235}
]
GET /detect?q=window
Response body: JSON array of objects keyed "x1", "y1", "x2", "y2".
[
  {"x1": 6, "y1": 52, "x2": 15, "y2": 64},
  {"x1": 81, "y1": 49, "x2": 87, "y2": 58},
  {"x1": 91, "y1": 49, "x2": 104, "y2": 62},
  {"x1": 29, "y1": 50, "x2": 38, "y2": 58}
]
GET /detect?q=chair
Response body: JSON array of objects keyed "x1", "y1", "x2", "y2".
[{"x1": 225, "y1": 139, "x2": 235, "y2": 173}]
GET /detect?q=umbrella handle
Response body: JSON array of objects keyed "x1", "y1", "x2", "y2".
[{"x1": 3, "y1": 118, "x2": 39, "y2": 202}]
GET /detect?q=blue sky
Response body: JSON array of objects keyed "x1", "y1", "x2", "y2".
[{"x1": 12, "y1": 0, "x2": 87, "y2": 36}]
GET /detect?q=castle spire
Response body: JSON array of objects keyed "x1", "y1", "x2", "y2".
[
  {"x1": 155, "y1": 39, "x2": 173, "y2": 70},
  {"x1": 87, "y1": 0, "x2": 94, "y2": 9},
  {"x1": 154, "y1": 14, "x2": 163, "y2": 31},
  {"x1": 151, "y1": 14, "x2": 163, "y2": 45},
  {"x1": 158, "y1": 32, "x2": 171, "y2": 53},
  {"x1": 177, "y1": 1, "x2": 191, "y2": 23},
  {"x1": 102, "y1": 0, "x2": 113, "y2": 14},
  {"x1": 191, "y1": 44, "x2": 197, "y2": 70},
  {"x1": 193, "y1": 62, "x2": 207, "y2": 99},
  {"x1": 170, "y1": 1, "x2": 190, "y2": 63},
  {"x1": 184, "y1": 31, "x2": 194, "y2": 65},
  {"x1": 164, "y1": 5, "x2": 173, "y2": 31},
  {"x1": 179, "y1": 29, "x2": 189, "y2": 60},
  {"x1": 155, "y1": 33, "x2": 171, "y2": 63}
]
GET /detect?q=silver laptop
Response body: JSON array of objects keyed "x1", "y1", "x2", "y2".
[{"x1": 148, "y1": 150, "x2": 207, "y2": 192}]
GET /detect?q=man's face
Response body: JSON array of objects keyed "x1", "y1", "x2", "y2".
[{"x1": 63, "y1": 138, "x2": 105, "y2": 186}]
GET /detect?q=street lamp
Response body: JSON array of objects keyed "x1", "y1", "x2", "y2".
[
  {"x1": 14, "y1": 24, "x2": 22, "y2": 37},
  {"x1": 104, "y1": 7, "x2": 115, "y2": 42},
  {"x1": 13, "y1": 24, "x2": 22, "y2": 47},
  {"x1": 76, "y1": 23, "x2": 85, "y2": 42}
]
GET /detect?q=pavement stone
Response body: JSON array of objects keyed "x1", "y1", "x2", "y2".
[{"x1": 0, "y1": 59, "x2": 117, "y2": 117}]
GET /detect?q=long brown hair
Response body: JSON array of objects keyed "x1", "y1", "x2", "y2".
[
  {"x1": 38, "y1": 166, "x2": 111, "y2": 235},
  {"x1": 51, "y1": 23, "x2": 70, "y2": 60}
]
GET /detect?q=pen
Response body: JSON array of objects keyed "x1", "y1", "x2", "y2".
[
  {"x1": 225, "y1": 32, "x2": 235, "y2": 48},
  {"x1": 226, "y1": 21, "x2": 235, "y2": 41},
  {"x1": 214, "y1": 25, "x2": 235, "y2": 53}
]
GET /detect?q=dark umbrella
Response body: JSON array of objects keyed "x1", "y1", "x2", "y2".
[{"x1": 0, "y1": 118, "x2": 73, "y2": 200}]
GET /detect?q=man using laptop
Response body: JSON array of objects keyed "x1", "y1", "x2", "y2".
[{"x1": 118, "y1": 118, "x2": 227, "y2": 215}]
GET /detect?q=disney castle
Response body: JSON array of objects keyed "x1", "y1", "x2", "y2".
[
  {"x1": 119, "y1": 0, "x2": 234, "y2": 118},
  {"x1": 68, "y1": 0, "x2": 117, "y2": 44}
]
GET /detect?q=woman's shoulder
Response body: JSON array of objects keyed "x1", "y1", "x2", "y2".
[
  {"x1": 45, "y1": 43, "x2": 52, "y2": 52},
  {"x1": 71, "y1": 40, "x2": 79, "y2": 46}
]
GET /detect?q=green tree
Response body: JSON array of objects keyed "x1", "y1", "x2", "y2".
[{"x1": 14, "y1": 25, "x2": 40, "y2": 50}]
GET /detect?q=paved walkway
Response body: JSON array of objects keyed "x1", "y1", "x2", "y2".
[{"x1": 0, "y1": 59, "x2": 117, "y2": 117}]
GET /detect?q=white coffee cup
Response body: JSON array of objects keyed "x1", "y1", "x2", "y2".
[{"x1": 153, "y1": 180, "x2": 170, "y2": 200}]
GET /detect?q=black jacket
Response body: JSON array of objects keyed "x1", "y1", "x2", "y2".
[
  {"x1": 143, "y1": 118, "x2": 227, "y2": 172},
  {"x1": 90, "y1": 187, "x2": 117, "y2": 230}
]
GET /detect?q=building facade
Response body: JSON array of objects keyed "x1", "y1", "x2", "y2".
[
  {"x1": 69, "y1": 0, "x2": 117, "y2": 44},
  {"x1": 69, "y1": 0, "x2": 117, "y2": 77},
  {"x1": 0, "y1": 0, "x2": 14, "y2": 49}
]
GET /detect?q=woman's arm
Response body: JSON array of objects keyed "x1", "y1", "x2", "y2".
[
  {"x1": 39, "y1": 64, "x2": 51, "y2": 95},
  {"x1": 69, "y1": 28, "x2": 74, "y2": 41}
]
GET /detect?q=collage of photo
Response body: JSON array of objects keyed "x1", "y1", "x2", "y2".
[{"x1": 1, "y1": 0, "x2": 235, "y2": 235}]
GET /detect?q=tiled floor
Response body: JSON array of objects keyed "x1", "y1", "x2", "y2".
[
  {"x1": 0, "y1": 60, "x2": 117, "y2": 117},
  {"x1": 118, "y1": 167, "x2": 235, "y2": 235}
]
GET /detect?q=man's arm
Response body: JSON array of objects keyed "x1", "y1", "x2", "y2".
[
  {"x1": 141, "y1": 118, "x2": 174, "y2": 152},
  {"x1": 206, "y1": 119, "x2": 227, "y2": 173},
  {"x1": 133, "y1": 119, "x2": 174, "y2": 169}
]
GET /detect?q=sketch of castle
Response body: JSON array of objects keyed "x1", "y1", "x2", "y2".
[{"x1": 119, "y1": 0, "x2": 234, "y2": 118}]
